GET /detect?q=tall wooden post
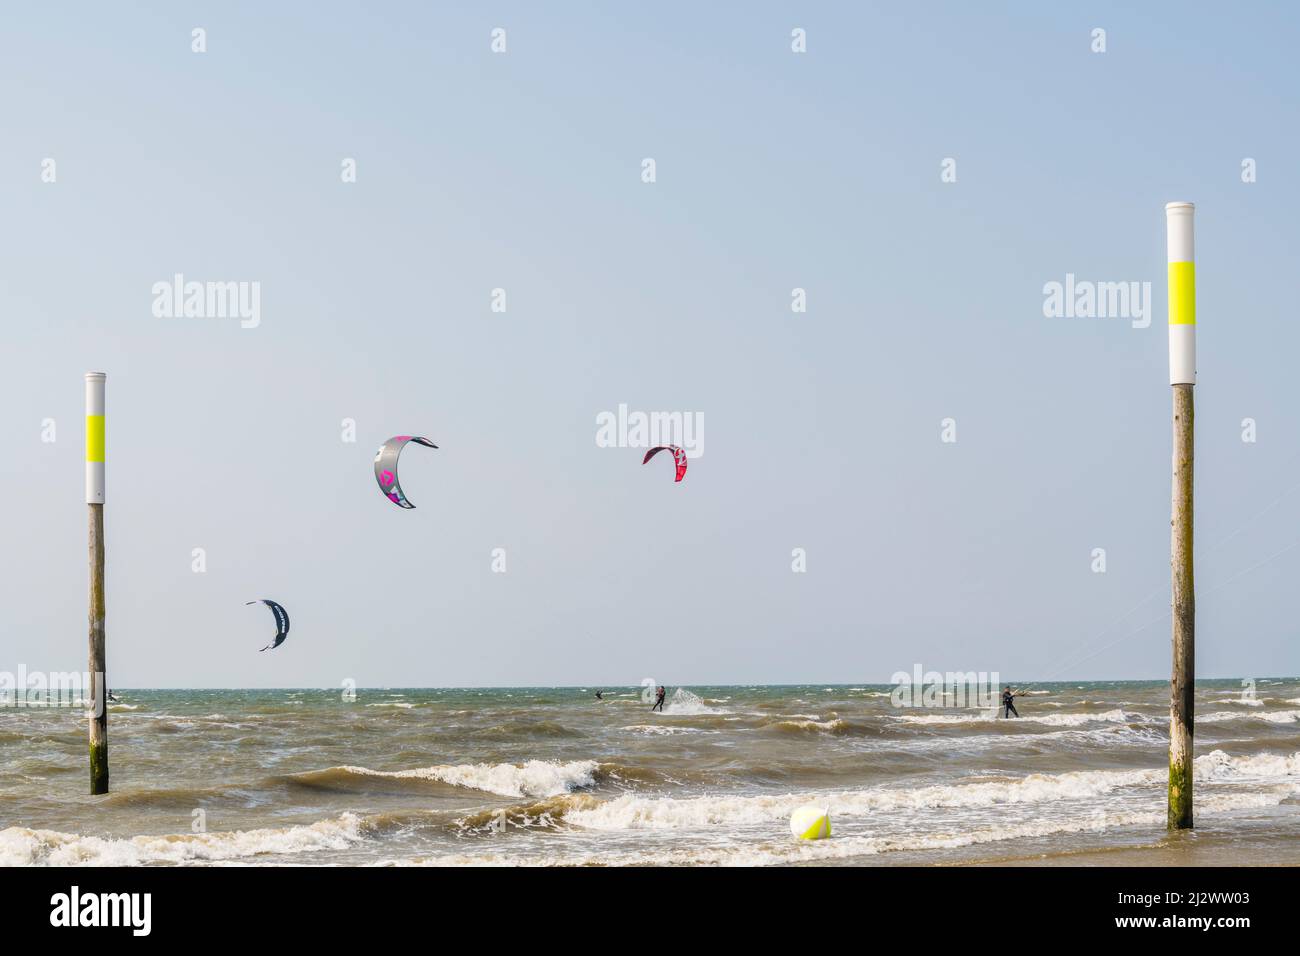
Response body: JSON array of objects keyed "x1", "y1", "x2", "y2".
[
  {"x1": 1166, "y1": 203, "x2": 1196, "y2": 829},
  {"x1": 86, "y1": 372, "x2": 108, "y2": 795}
]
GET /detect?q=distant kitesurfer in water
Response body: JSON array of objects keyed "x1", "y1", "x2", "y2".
[
  {"x1": 106, "y1": 690, "x2": 120, "y2": 703},
  {"x1": 652, "y1": 686, "x2": 666, "y2": 712},
  {"x1": 595, "y1": 690, "x2": 603, "y2": 700},
  {"x1": 1001, "y1": 686, "x2": 1024, "y2": 718}
]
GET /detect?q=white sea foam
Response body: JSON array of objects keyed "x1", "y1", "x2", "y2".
[
  {"x1": 0, "y1": 813, "x2": 367, "y2": 866},
  {"x1": 892, "y1": 708, "x2": 1135, "y2": 727},
  {"x1": 1194, "y1": 748, "x2": 1300, "y2": 779},
  {"x1": 661, "y1": 689, "x2": 727, "y2": 715},
  {"x1": 1199, "y1": 710, "x2": 1300, "y2": 725},
  {"x1": 400, "y1": 787, "x2": 1287, "y2": 868},
  {"x1": 335, "y1": 759, "x2": 598, "y2": 798},
  {"x1": 1211, "y1": 698, "x2": 1265, "y2": 707},
  {"x1": 565, "y1": 749, "x2": 1299, "y2": 832},
  {"x1": 774, "y1": 718, "x2": 846, "y2": 733},
  {"x1": 568, "y1": 772, "x2": 1146, "y2": 831},
  {"x1": 625, "y1": 725, "x2": 702, "y2": 736},
  {"x1": 10, "y1": 750, "x2": 1295, "y2": 868}
]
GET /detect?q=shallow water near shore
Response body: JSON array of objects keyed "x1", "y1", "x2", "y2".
[{"x1": 3, "y1": 680, "x2": 1299, "y2": 866}]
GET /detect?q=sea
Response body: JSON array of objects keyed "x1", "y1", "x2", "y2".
[{"x1": 3, "y1": 680, "x2": 1299, "y2": 866}]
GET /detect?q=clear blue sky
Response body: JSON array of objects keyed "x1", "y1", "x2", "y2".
[{"x1": 2, "y1": 2, "x2": 1298, "y2": 687}]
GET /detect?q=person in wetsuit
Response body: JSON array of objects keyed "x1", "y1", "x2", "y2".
[
  {"x1": 652, "y1": 686, "x2": 666, "y2": 712},
  {"x1": 1001, "y1": 686, "x2": 1023, "y2": 718},
  {"x1": 595, "y1": 690, "x2": 603, "y2": 700}
]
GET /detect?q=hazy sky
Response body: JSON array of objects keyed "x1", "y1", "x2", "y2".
[{"x1": 2, "y1": 3, "x2": 1298, "y2": 688}]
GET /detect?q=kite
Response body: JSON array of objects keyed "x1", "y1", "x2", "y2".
[
  {"x1": 374, "y1": 435, "x2": 438, "y2": 508},
  {"x1": 642, "y1": 445, "x2": 688, "y2": 482},
  {"x1": 247, "y1": 599, "x2": 290, "y2": 652}
]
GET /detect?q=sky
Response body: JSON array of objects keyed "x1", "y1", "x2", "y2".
[{"x1": 1, "y1": 2, "x2": 1298, "y2": 688}]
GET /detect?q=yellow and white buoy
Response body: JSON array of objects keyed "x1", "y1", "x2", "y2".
[{"x1": 790, "y1": 805, "x2": 831, "y2": 840}]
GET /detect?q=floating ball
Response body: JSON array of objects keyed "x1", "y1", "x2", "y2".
[{"x1": 790, "y1": 805, "x2": 831, "y2": 840}]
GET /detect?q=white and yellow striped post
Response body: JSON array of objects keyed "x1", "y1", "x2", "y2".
[
  {"x1": 85, "y1": 372, "x2": 108, "y2": 794},
  {"x1": 1168, "y1": 203, "x2": 1197, "y2": 385},
  {"x1": 1165, "y1": 203, "x2": 1195, "y2": 829}
]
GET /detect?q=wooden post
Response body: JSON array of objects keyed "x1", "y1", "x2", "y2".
[
  {"x1": 1169, "y1": 384, "x2": 1194, "y2": 828},
  {"x1": 86, "y1": 372, "x2": 108, "y2": 795},
  {"x1": 1166, "y1": 203, "x2": 1196, "y2": 829}
]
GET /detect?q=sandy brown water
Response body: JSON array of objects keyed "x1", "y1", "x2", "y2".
[{"x1": 2, "y1": 680, "x2": 1298, "y2": 866}]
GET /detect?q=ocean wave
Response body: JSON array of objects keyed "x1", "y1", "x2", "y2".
[
  {"x1": 457, "y1": 794, "x2": 600, "y2": 831},
  {"x1": 1199, "y1": 710, "x2": 1300, "y2": 725},
  {"x1": 564, "y1": 749, "x2": 1300, "y2": 832},
  {"x1": 320, "y1": 760, "x2": 599, "y2": 798},
  {"x1": 769, "y1": 718, "x2": 850, "y2": 735},
  {"x1": 566, "y1": 773, "x2": 1147, "y2": 831},
  {"x1": 1195, "y1": 748, "x2": 1300, "y2": 779},
  {"x1": 127, "y1": 713, "x2": 252, "y2": 728},
  {"x1": 625, "y1": 724, "x2": 706, "y2": 736},
  {"x1": 19, "y1": 750, "x2": 1290, "y2": 867},
  {"x1": 661, "y1": 689, "x2": 728, "y2": 716},
  {"x1": 0, "y1": 813, "x2": 369, "y2": 866},
  {"x1": 470, "y1": 719, "x2": 586, "y2": 739},
  {"x1": 397, "y1": 788, "x2": 1288, "y2": 867},
  {"x1": 99, "y1": 785, "x2": 232, "y2": 810},
  {"x1": 891, "y1": 708, "x2": 1135, "y2": 727}
]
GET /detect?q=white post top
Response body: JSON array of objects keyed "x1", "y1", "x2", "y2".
[
  {"x1": 1166, "y1": 203, "x2": 1195, "y2": 263},
  {"x1": 1166, "y1": 202, "x2": 1196, "y2": 385},
  {"x1": 85, "y1": 374, "x2": 105, "y2": 503}
]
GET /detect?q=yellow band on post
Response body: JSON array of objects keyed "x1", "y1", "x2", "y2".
[
  {"x1": 86, "y1": 415, "x2": 105, "y2": 462},
  {"x1": 1168, "y1": 261, "x2": 1196, "y2": 326}
]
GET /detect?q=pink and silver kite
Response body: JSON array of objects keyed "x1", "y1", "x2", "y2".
[{"x1": 374, "y1": 435, "x2": 438, "y2": 508}]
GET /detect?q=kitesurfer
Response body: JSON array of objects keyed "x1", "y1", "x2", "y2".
[
  {"x1": 652, "y1": 686, "x2": 666, "y2": 712},
  {"x1": 1001, "y1": 686, "x2": 1024, "y2": 718},
  {"x1": 595, "y1": 690, "x2": 603, "y2": 700}
]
